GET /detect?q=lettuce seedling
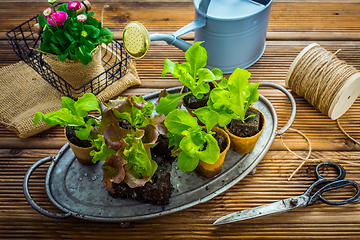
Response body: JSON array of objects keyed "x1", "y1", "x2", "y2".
[
  {"x1": 194, "y1": 68, "x2": 260, "y2": 128},
  {"x1": 91, "y1": 95, "x2": 165, "y2": 191},
  {"x1": 33, "y1": 92, "x2": 101, "y2": 140},
  {"x1": 164, "y1": 108, "x2": 220, "y2": 172},
  {"x1": 160, "y1": 41, "x2": 223, "y2": 104}
]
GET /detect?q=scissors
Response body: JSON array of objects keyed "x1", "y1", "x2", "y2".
[{"x1": 213, "y1": 162, "x2": 360, "y2": 225}]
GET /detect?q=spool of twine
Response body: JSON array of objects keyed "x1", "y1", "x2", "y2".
[
  {"x1": 283, "y1": 43, "x2": 360, "y2": 180},
  {"x1": 286, "y1": 43, "x2": 360, "y2": 120}
]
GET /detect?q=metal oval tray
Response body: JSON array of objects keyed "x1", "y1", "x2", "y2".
[{"x1": 23, "y1": 84, "x2": 296, "y2": 223}]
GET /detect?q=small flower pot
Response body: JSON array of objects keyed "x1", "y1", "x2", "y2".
[
  {"x1": 196, "y1": 127, "x2": 231, "y2": 178},
  {"x1": 64, "y1": 127, "x2": 95, "y2": 165},
  {"x1": 224, "y1": 107, "x2": 265, "y2": 155}
]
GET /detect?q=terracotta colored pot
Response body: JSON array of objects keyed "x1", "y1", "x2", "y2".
[
  {"x1": 64, "y1": 127, "x2": 95, "y2": 165},
  {"x1": 225, "y1": 107, "x2": 265, "y2": 155},
  {"x1": 196, "y1": 127, "x2": 231, "y2": 178}
]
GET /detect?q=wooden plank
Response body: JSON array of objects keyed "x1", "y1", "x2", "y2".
[
  {"x1": 1, "y1": 150, "x2": 360, "y2": 238},
  {"x1": 1, "y1": 2, "x2": 360, "y2": 39}
]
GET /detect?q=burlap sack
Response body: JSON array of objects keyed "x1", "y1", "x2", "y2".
[
  {"x1": 43, "y1": 45, "x2": 105, "y2": 90},
  {"x1": 0, "y1": 57, "x2": 141, "y2": 138}
]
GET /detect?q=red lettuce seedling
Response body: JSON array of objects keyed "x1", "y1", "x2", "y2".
[{"x1": 91, "y1": 95, "x2": 166, "y2": 192}]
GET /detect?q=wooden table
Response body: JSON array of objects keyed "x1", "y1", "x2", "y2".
[{"x1": 1, "y1": 0, "x2": 360, "y2": 239}]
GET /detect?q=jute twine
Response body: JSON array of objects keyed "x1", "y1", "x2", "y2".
[
  {"x1": 287, "y1": 45, "x2": 359, "y2": 117},
  {"x1": 284, "y1": 44, "x2": 360, "y2": 180}
]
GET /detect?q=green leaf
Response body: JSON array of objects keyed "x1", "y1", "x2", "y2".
[
  {"x1": 99, "y1": 27, "x2": 114, "y2": 44},
  {"x1": 217, "y1": 76, "x2": 229, "y2": 89},
  {"x1": 75, "y1": 117, "x2": 96, "y2": 140},
  {"x1": 164, "y1": 109, "x2": 201, "y2": 135},
  {"x1": 210, "y1": 88, "x2": 232, "y2": 111},
  {"x1": 194, "y1": 107, "x2": 219, "y2": 133},
  {"x1": 177, "y1": 151, "x2": 199, "y2": 171},
  {"x1": 39, "y1": 41, "x2": 53, "y2": 53},
  {"x1": 124, "y1": 134, "x2": 157, "y2": 178},
  {"x1": 161, "y1": 59, "x2": 179, "y2": 78},
  {"x1": 184, "y1": 41, "x2": 206, "y2": 77},
  {"x1": 54, "y1": 30, "x2": 69, "y2": 45},
  {"x1": 50, "y1": 43, "x2": 63, "y2": 55},
  {"x1": 33, "y1": 108, "x2": 84, "y2": 127},
  {"x1": 114, "y1": 111, "x2": 132, "y2": 125},
  {"x1": 195, "y1": 133, "x2": 220, "y2": 164},
  {"x1": 246, "y1": 82, "x2": 260, "y2": 108},
  {"x1": 74, "y1": 93, "x2": 101, "y2": 117},
  {"x1": 84, "y1": 25, "x2": 100, "y2": 40},
  {"x1": 90, "y1": 136, "x2": 117, "y2": 163},
  {"x1": 211, "y1": 68, "x2": 223, "y2": 81},
  {"x1": 38, "y1": 13, "x2": 47, "y2": 28},
  {"x1": 64, "y1": 30, "x2": 76, "y2": 42},
  {"x1": 60, "y1": 97, "x2": 76, "y2": 115},
  {"x1": 84, "y1": 40, "x2": 95, "y2": 52},
  {"x1": 88, "y1": 11, "x2": 95, "y2": 18},
  {"x1": 228, "y1": 68, "x2": 251, "y2": 95},
  {"x1": 57, "y1": 3, "x2": 68, "y2": 13},
  {"x1": 155, "y1": 92, "x2": 190, "y2": 116},
  {"x1": 75, "y1": 45, "x2": 92, "y2": 65},
  {"x1": 58, "y1": 52, "x2": 68, "y2": 61}
]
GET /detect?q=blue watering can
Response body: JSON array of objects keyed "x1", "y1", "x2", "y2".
[{"x1": 122, "y1": 0, "x2": 272, "y2": 73}]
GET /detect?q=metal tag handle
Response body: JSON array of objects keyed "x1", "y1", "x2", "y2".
[{"x1": 259, "y1": 82, "x2": 297, "y2": 135}]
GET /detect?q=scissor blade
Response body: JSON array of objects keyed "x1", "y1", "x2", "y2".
[{"x1": 213, "y1": 195, "x2": 308, "y2": 226}]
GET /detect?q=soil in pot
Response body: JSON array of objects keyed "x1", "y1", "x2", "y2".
[
  {"x1": 196, "y1": 127, "x2": 230, "y2": 178},
  {"x1": 203, "y1": 130, "x2": 227, "y2": 153},
  {"x1": 65, "y1": 126, "x2": 92, "y2": 148},
  {"x1": 182, "y1": 82, "x2": 215, "y2": 109},
  {"x1": 65, "y1": 116, "x2": 97, "y2": 165},
  {"x1": 227, "y1": 109, "x2": 261, "y2": 137}
]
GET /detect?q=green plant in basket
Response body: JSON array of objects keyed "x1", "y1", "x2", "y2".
[{"x1": 38, "y1": 0, "x2": 114, "y2": 65}]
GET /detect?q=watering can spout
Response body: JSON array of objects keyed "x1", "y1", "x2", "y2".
[
  {"x1": 149, "y1": 33, "x2": 193, "y2": 52},
  {"x1": 123, "y1": 18, "x2": 206, "y2": 59}
]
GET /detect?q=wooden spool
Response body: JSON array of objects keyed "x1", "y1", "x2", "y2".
[{"x1": 286, "y1": 43, "x2": 360, "y2": 120}]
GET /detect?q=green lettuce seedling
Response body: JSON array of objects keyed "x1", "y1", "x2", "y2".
[
  {"x1": 33, "y1": 92, "x2": 101, "y2": 140},
  {"x1": 159, "y1": 41, "x2": 222, "y2": 105},
  {"x1": 194, "y1": 68, "x2": 260, "y2": 128},
  {"x1": 164, "y1": 108, "x2": 220, "y2": 172}
]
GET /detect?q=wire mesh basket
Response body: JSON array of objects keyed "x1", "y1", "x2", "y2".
[{"x1": 6, "y1": 15, "x2": 130, "y2": 99}]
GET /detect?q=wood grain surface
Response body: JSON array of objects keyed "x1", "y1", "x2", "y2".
[{"x1": 1, "y1": 0, "x2": 360, "y2": 239}]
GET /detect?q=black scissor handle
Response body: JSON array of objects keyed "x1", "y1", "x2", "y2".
[
  {"x1": 304, "y1": 162, "x2": 350, "y2": 201},
  {"x1": 307, "y1": 179, "x2": 360, "y2": 206},
  {"x1": 315, "y1": 162, "x2": 346, "y2": 181}
]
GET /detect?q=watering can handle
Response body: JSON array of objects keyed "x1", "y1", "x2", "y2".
[
  {"x1": 171, "y1": 0, "x2": 210, "y2": 39},
  {"x1": 258, "y1": 82, "x2": 297, "y2": 135}
]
